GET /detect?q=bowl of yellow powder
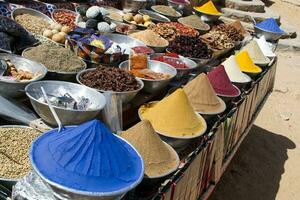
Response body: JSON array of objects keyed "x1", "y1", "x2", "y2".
[{"x1": 193, "y1": 1, "x2": 222, "y2": 22}]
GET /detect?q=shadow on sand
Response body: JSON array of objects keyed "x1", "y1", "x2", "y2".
[{"x1": 209, "y1": 125, "x2": 296, "y2": 200}]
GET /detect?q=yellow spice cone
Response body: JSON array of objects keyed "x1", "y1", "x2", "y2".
[
  {"x1": 194, "y1": 0, "x2": 222, "y2": 16},
  {"x1": 235, "y1": 50, "x2": 262, "y2": 74},
  {"x1": 140, "y1": 88, "x2": 206, "y2": 137}
]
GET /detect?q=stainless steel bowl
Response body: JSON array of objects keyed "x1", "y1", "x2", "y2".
[
  {"x1": 149, "y1": 54, "x2": 198, "y2": 79},
  {"x1": 122, "y1": 0, "x2": 149, "y2": 13},
  {"x1": 22, "y1": 47, "x2": 87, "y2": 81},
  {"x1": 51, "y1": 9, "x2": 77, "y2": 24},
  {"x1": 138, "y1": 9, "x2": 171, "y2": 23},
  {"x1": 151, "y1": 5, "x2": 182, "y2": 22},
  {"x1": 119, "y1": 60, "x2": 177, "y2": 94},
  {"x1": 102, "y1": 33, "x2": 147, "y2": 48},
  {"x1": 25, "y1": 81, "x2": 106, "y2": 126},
  {"x1": 0, "y1": 53, "x2": 47, "y2": 98},
  {"x1": 12, "y1": 7, "x2": 54, "y2": 24},
  {"x1": 76, "y1": 68, "x2": 144, "y2": 104},
  {"x1": 254, "y1": 26, "x2": 284, "y2": 42},
  {"x1": 0, "y1": 125, "x2": 38, "y2": 188},
  {"x1": 167, "y1": 0, "x2": 190, "y2": 11},
  {"x1": 193, "y1": 8, "x2": 221, "y2": 22},
  {"x1": 138, "y1": 102, "x2": 207, "y2": 150}
]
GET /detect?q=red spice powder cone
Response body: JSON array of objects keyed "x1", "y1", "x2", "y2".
[{"x1": 207, "y1": 65, "x2": 241, "y2": 97}]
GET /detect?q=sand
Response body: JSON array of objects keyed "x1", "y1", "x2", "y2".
[{"x1": 209, "y1": 1, "x2": 300, "y2": 199}]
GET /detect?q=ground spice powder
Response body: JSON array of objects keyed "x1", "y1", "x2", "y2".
[
  {"x1": 120, "y1": 120, "x2": 178, "y2": 177},
  {"x1": 194, "y1": 1, "x2": 222, "y2": 16},
  {"x1": 141, "y1": 89, "x2": 204, "y2": 137},
  {"x1": 236, "y1": 51, "x2": 262, "y2": 73}
]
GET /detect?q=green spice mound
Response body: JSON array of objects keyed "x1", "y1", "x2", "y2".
[{"x1": 23, "y1": 44, "x2": 85, "y2": 73}]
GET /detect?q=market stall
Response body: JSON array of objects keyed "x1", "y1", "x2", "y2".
[{"x1": 0, "y1": 0, "x2": 282, "y2": 200}]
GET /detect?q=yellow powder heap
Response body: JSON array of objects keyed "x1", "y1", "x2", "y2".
[
  {"x1": 140, "y1": 88, "x2": 206, "y2": 137},
  {"x1": 120, "y1": 120, "x2": 179, "y2": 177},
  {"x1": 183, "y1": 73, "x2": 226, "y2": 114},
  {"x1": 236, "y1": 50, "x2": 262, "y2": 74},
  {"x1": 241, "y1": 40, "x2": 270, "y2": 66},
  {"x1": 194, "y1": 1, "x2": 222, "y2": 16}
]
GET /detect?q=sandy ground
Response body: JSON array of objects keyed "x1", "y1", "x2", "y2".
[{"x1": 209, "y1": 1, "x2": 300, "y2": 200}]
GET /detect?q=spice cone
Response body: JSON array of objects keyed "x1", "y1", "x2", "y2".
[
  {"x1": 235, "y1": 50, "x2": 262, "y2": 74},
  {"x1": 140, "y1": 88, "x2": 206, "y2": 137},
  {"x1": 120, "y1": 120, "x2": 179, "y2": 177},
  {"x1": 222, "y1": 55, "x2": 252, "y2": 83},
  {"x1": 255, "y1": 36, "x2": 276, "y2": 58},
  {"x1": 241, "y1": 40, "x2": 270, "y2": 66},
  {"x1": 255, "y1": 18, "x2": 284, "y2": 34},
  {"x1": 193, "y1": 0, "x2": 222, "y2": 16},
  {"x1": 207, "y1": 65, "x2": 241, "y2": 97},
  {"x1": 183, "y1": 73, "x2": 226, "y2": 114},
  {"x1": 229, "y1": 20, "x2": 247, "y2": 36}
]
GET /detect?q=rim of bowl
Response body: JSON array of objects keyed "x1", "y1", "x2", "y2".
[
  {"x1": 22, "y1": 47, "x2": 87, "y2": 75},
  {"x1": 0, "y1": 53, "x2": 48, "y2": 84},
  {"x1": 119, "y1": 60, "x2": 177, "y2": 82},
  {"x1": 0, "y1": 125, "x2": 37, "y2": 182},
  {"x1": 151, "y1": 6, "x2": 182, "y2": 18},
  {"x1": 138, "y1": 9, "x2": 171, "y2": 23},
  {"x1": 25, "y1": 80, "x2": 107, "y2": 112},
  {"x1": 30, "y1": 131, "x2": 145, "y2": 197},
  {"x1": 138, "y1": 102, "x2": 208, "y2": 139},
  {"x1": 215, "y1": 84, "x2": 242, "y2": 98},
  {"x1": 193, "y1": 8, "x2": 222, "y2": 17},
  {"x1": 196, "y1": 96, "x2": 227, "y2": 115},
  {"x1": 11, "y1": 7, "x2": 54, "y2": 23},
  {"x1": 168, "y1": 0, "x2": 190, "y2": 5},
  {"x1": 254, "y1": 25, "x2": 285, "y2": 35},
  {"x1": 76, "y1": 68, "x2": 144, "y2": 94}
]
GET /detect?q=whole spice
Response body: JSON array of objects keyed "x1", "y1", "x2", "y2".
[
  {"x1": 79, "y1": 66, "x2": 141, "y2": 92},
  {"x1": 116, "y1": 23, "x2": 137, "y2": 34},
  {"x1": 212, "y1": 23, "x2": 244, "y2": 42},
  {"x1": 1, "y1": 59, "x2": 37, "y2": 81},
  {"x1": 152, "y1": 5, "x2": 181, "y2": 17},
  {"x1": 130, "y1": 30, "x2": 169, "y2": 47},
  {"x1": 200, "y1": 30, "x2": 235, "y2": 50},
  {"x1": 23, "y1": 44, "x2": 85, "y2": 73},
  {"x1": 151, "y1": 53, "x2": 189, "y2": 69},
  {"x1": 53, "y1": 10, "x2": 76, "y2": 30},
  {"x1": 0, "y1": 127, "x2": 40, "y2": 179},
  {"x1": 15, "y1": 14, "x2": 50, "y2": 35},
  {"x1": 149, "y1": 22, "x2": 199, "y2": 41},
  {"x1": 168, "y1": 36, "x2": 212, "y2": 59},
  {"x1": 120, "y1": 120, "x2": 179, "y2": 177}
]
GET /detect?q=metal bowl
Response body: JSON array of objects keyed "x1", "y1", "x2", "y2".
[
  {"x1": 102, "y1": 33, "x2": 147, "y2": 48},
  {"x1": 138, "y1": 102, "x2": 207, "y2": 150},
  {"x1": 0, "y1": 125, "x2": 38, "y2": 189},
  {"x1": 167, "y1": 0, "x2": 190, "y2": 11},
  {"x1": 138, "y1": 9, "x2": 171, "y2": 23},
  {"x1": 254, "y1": 26, "x2": 284, "y2": 42},
  {"x1": 122, "y1": 0, "x2": 149, "y2": 13},
  {"x1": 22, "y1": 47, "x2": 87, "y2": 81},
  {"x1": 25, "y1": 81, "x2": 106, "y2": 126},
  {"x1": 51, "y1": 9, "x2": 77, "y2": 25},
  {"x1": 12, "y1": 7, "x2": 54, "y2": 24},
  {"x1": 119, "y1": 60, "x2": 177, "y2": 94},
  {"x1": 0, "y1": 53, "x2": 47, "y2": 98},
  {"x1": 151, "y1": 5, "x2": 182, "y2": 22},
  {"x1": 193, "y1": 8, "x2": 221, "y2": 22},
  {"x1": 76, "y1": 68, "x2": 144, "y2": 104},
  {"x1": 149, "y1": 53, "x2": 198, "y2": 79}
]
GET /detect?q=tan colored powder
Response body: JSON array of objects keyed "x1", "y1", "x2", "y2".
[
  {"x1": 120, "y1": 120, "x2": 179, "y2": 177},
  {"x1": 183, "y1": 73, "x2": 226, "y2": 114},
  {"x1": 130, "y1": 30, "x2": 169, "y2": 47},
  {"x1": 242, "y1": 40, "x2": 270, "y2": 65}
]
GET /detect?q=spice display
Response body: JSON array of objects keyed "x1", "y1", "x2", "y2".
[
  {"x1": 255, "y1": 36, "x2": 276, "y2": 58},
  {"x1": 140, "y1": 88, "x2": 206, "y2": 137},
  {"x1": 149, "y1": 22, "x2": 199, "y2": 41},
  {"x1": 168, "y1": 36, "x2": 212, "y2": 59},
  {"x1": 0, "y1": 16, "x2": 38, "y2": 53},
  {"x1": 255, "y1": 18, "x2": 284, "y2": 34},
  {"x1": 23, "y1": 44, "x2": 85, "y2": 73},
  {"x1": 235, "y1": 51, "x2": 263, "y2": 74},
  {"x1": 130, "y1": 30, "x2": 169, "y2": 47},
  {"x1": 229, "y1": 20, "x2": 247, "y2": 36},
  {"x1": 152, "y1": 5, "x2": 181, "y2": 17},
  {"x1": 38, "y1": 93, "x2": 91, "y2": 111},
  {"x1": 52, "y1": 10, "x2": 76, "y2": 30},
  {"x1": 15, "y1": 14, "x2": 50, "y2": 35},
  {"x1": 212, "y1": 23, "x2": 244, "y2": 42},
  {"x1": 151, "y1": 53, "x2": 189, "y2": 69},
  {"x1": 241, "y1": 40, "x2": 270, "y2": 66},
  {"x1": 183, "y1": 73, "x2": 226, "y2": 114},
  {"x1": 0, "y1": 59, "x2": 41, "y2": 81},
  {"x1": 222, "y1": 55, "x2": 252, "y2": 83},
  {"x1": 193, "y1": 1, "x2": 222, "y2": 16},
  {"x1": 0, "y1": 127, "x2": 40, "y2": 179},
  {"x1": 178, "y1": 15, "x2": 210, "y2": 31},
  {"x1": 120, "y1": 120, "x2": 179, "y2": 177},
  {"x1": 201, "y1": 29, "x2": 235, "y2": 51},
  {"x1": 42, "y1": 23, "x2": 71, "y2": 44},
  {"x1": 123, "y1": 13, "x2": 154, "y2": 27},
  {"x1": 207, "y1": 65, "x2": 241, "y2": 97},
  {"x1": 108, "y1": 10, "x2": 123, "y2": 22},
  {"x1": 116, "y1": 23, "x2": 137, "y2": 34},
  {"x1": 30, "y1": 120, "x2": 143, "y2": 193},
  {"x1": 79, "y1": 66, "x2": 141, "y2": 92},
  {"x1": 132, "y1": 46, "x2": 154, "y2": 54}
]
